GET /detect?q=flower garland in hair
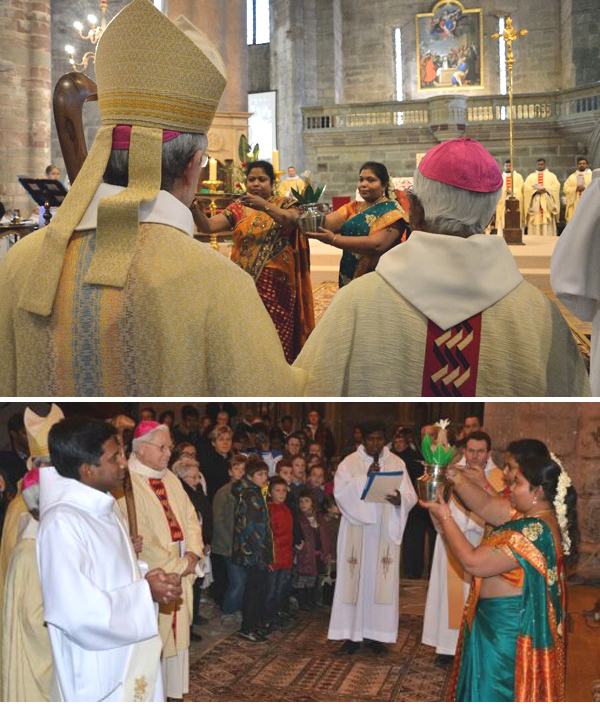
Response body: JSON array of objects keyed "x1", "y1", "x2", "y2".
[{"x1": 550, "y1": 452, "x2": 572, "y2": 555}]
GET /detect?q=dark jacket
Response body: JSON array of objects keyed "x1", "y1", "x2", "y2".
[
  {"x1": 296, "y1": 514, "x2": 331, "y2": 576},
  {"x1": 182, "y1": 481, "x2": 212, "y2": 545},
  {"x1": 231, "y1": 477, "x2": 273, "y2": 568},
  {"x1": 199, "y1": 444, "x2": 230, "y2": 501}
]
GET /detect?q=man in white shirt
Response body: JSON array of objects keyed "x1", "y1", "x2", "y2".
[{"x1": 38, "y1": 417, "x2": 182, "y2": 701}]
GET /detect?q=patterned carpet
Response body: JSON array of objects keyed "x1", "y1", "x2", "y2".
[
  {"x1": 312, "y1": 282, "x2": 338, "y2": 325},
  {"x1": 187, "y1": 609, "x2": 452, "y2": 702}
]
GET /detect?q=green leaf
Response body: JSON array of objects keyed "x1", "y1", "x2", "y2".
[
  {"x1": 290, "y1": 186, "x2": 303, "y2": 201},
  {"x1": 421, "y1": 434, "x2": 435, "y2": 463},
  {"x1": 253, "y1": 144, "x2": 260, "y2": 161},
  {"x1": 238, "y1": 134, "x2": 250, "y2": 163}
]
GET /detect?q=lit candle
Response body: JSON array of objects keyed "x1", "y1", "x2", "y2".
[
  {"x1": 209, "y1": 158, "x2": 217, "y2": 182},
  {"x1": 272, "y1": 150, "x2": 279, "y2": 172}
]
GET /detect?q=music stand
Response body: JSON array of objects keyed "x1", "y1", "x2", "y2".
[{"x1": 18, "y1": 177, "x2": 68, "y2": 226}]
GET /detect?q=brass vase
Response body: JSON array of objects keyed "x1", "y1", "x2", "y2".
[
  {"x1": 417, "y1": 463, "x2": 453, "y2": 503},
  {"x1": 297, "y1": 203, "x2": 326, "y2": 235}
]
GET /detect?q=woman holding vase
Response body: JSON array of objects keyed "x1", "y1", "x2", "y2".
[
  {"x1": 192, "y1": 160, "x2": 314, "y2": 363},
  {"x1": 306, "y1": 161, "x2": 409, "y2": 288},
  {"x1": 420, "y1": 453, "x2": 576, "y2": 701}
]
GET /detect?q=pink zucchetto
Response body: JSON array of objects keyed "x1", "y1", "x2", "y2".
[
  {"x1": 22, "y1": 466, "x2": 41, "y2": 513},
  {"x1": 112, "y1": 124, "x2": 181, "y2": 150},
  {"x1": 134, "y1": 421, "x2": 168, "y2": 440},
  {"x1": 418, "y1": 138, "x2": 503, "y2": 193}
]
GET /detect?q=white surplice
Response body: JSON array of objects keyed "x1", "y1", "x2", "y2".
[
  {"x1": 37, "y1": 467, "x2": 164, "y2": 702},
  {"x1": 421, "y1": 457, "x2": 497, "y2": 655},
  {"x1": 328, "y1": 446, "x2": 417, "y2": 643}
]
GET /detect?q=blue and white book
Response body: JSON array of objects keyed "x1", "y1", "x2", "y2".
[{"x1": 360, "y1": 470, "x2": 404, "y2": 503}]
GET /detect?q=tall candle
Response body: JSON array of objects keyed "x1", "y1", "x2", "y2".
[
  {"x1": 272, "y1": 150, "x2": 279, "y2": 172},
  {"x1": 209, "y1": 158, "x2": 217, "y2": 181}
]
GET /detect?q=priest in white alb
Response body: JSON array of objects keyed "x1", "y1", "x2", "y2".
[
  {"x1": 494, "y1": 159, "x2": 524, "y2": 237},
  {"x1": 524, "y1": 158, "x2": 561, "y2": 235},
  {"x1": 422, "y1": 431, "x2": 504, "y2": 664},
  {"x1": 563, "y1": 156, "x2": 592, "y2": 223},
  {"x1": 38, "y1": 417, "x2": 182, "y2": 702},
  {"x1": 328, "y1": 422, "x2": 417, "y2": 656}
]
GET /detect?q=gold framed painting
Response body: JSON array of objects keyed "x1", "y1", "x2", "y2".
[{"x1": 416, "y1": 1, "x2": 484, "y2": 91}]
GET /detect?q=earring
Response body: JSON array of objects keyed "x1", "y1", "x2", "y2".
[{"x1": 531, "y1": 496, "x2": 538, "y2": 506}]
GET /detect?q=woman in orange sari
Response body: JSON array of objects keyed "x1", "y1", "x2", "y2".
[
  {"x1": 192, "y1": 161, "x2": 314, "y2": 363},
  {"x1": 421, "y1": 453, "x2": 577, "y2": 702}
]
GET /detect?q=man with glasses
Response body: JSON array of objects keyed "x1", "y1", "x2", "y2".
[
  {"x1": 0, "y1": 0, "x2": 302, "y2": 397},
  {"x1": 116, "y1": 421, "x2": 203, "y2": 701}
]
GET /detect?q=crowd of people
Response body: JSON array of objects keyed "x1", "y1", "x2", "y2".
[{"x1": 0, "y1": 405, "x2": 577, "y2": 701}]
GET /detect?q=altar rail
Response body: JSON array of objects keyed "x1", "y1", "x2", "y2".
[{"x1": 302, "y1": 83, "x2": 600, "y2": 131}]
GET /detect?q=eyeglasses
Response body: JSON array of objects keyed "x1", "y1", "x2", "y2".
[
  {"x1": 200, "y1": 153, "x2": 209, "y2": 169},
  {"x1": 143, "y1": 441, "x2": 174, "y2": 455}
]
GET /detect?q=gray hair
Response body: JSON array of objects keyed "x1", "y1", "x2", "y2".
[
  {"x1": 413, "y1": 170, "x2": 501, "y2": 237},
  {"x1": 131, "y1": 426, "x2": 168, "y2": 454},
  {"x1": 103, "y1": 132, "x2": 207, "y2": 191},
  {"x1": 209, "y1": 425, "x2": 233, "y2": 443}
]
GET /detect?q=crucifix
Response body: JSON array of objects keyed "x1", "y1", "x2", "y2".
[{"x1": 492, "y1": 17, "x2": 528, "y2": 245}]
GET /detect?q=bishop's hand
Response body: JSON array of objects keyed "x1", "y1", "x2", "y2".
[{"x1": 146, "y1": 568, "x2": 183, "y2": 605}]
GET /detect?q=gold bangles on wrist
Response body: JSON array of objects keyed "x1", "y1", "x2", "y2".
[
  {"x1": 263, "y1": 204, "x2": 271, "y2": 214},
  {"x1": 332, "y1": 234, "x2": 338, "y2": 245}
]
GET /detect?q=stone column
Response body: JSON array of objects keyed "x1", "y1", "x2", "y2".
[
  {"x1": 0, "y1": 0, "x2": 51, "y2": 216},
  {"x1": 271, "y1": 0, "x2": 318, "y2": 172}
]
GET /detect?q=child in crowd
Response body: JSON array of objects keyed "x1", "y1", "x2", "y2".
[
  {"x1": 274, "y1": 458, "x2": 303, "y2": 614},
  {"x1": 320, "y1": 496, "x2": 341, "y2": 606},
  {"x1": 231, "y1": 456, "x2": 273, "y2": 642},
  {"x1": 290, "y1": 454, "x2": 307, "y2": 503},
  {"x1": 266, "y1": 476, "x2": 294, "y2": 629},
  {"x1": 294, "y1": 491, "x2": 331, "y2": 611},
  {"x1": 306, "y1": 462, "x2": 327, "y2": 507},
  {"x1": 212, "y1": 454, "x2": 247, "y2": 626}
]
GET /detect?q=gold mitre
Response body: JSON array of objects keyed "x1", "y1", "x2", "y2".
[
  {"x1": 24, "y1": 404, "x2": 65, "y2": 469},
  {"x1": 20, "y1": 0, "x2": 227, "y2": 317}
]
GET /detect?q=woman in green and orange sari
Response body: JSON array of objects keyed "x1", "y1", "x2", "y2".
[
  {"x1": 306, "y1": 161, "x2": 409, "y2": 288},
  {"x1": 192, "y1": 161, "x2": 314, "y2": 364},
  {"x1": 420, "y1": 453, "x2": 577, "y2": 702}
]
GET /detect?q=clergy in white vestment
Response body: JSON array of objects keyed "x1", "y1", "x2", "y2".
[
  {"x1": 38, "y1": 417, "x2": 183, "y2": 702},
  {"x1": 551, "y1": 171, "x2": 600, "y2": 395},
  {"x1": 328, "y1": 422, "x2": 417, "y2": 656},
  {"x1": 294, "y1": 138, "x2": 590, "y2": 397},
  {"x1": 494, "y1": 160, "x2": 524, "y2": 237},
  {"x1": 422, "y1": 432, "x2": 504, "y2": 662},
  {"x1": 115, "y1": 421, "x2": 203, "y2": 700},
  {"x1": 563, "y1": 157, "x2": 592, "y2": 223},
  {"x1": 523, "y1": 159, "x2": 561, "y2": 235}
]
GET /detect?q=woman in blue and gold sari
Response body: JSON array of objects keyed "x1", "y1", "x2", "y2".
[
  {"x1": 420, "y1": 453, "x2": 577, "y2": 702},
  {"x1": 306, "y1": 162, "x2": 409, "y2": 288}
]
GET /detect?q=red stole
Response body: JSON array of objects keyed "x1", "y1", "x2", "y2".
[
  {"x1": 148, "y1": 478, "x2": 184, "y2": 542},
  {"x1": 421, "y1": 314, "x2": 482, "y2": 396}
]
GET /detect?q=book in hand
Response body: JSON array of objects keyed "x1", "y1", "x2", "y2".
[{"x1": 360, "y1": 470, "x2": 404, "y2": 503}]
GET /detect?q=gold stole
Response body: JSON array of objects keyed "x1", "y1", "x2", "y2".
[
  {"x1": 446, "y1": 466, "x2": 505, "y2": 629},
  {"x1": 341, "y1": 505, "x2": 397, "y2": 606}
]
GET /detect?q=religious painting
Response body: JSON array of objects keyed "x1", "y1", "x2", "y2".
[{"x1": 416, "y1": 1, "x2": 483, "y2": 91}]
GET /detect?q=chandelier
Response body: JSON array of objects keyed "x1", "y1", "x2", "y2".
[{"x1": 64, "y1": 0, "x2": 109, "y2": 72}]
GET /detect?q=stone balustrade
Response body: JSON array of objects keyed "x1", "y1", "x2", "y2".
[{"x1": 302, "y1": 83, "x2": 600, "y2": 132}]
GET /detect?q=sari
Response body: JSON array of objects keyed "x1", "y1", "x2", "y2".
[
  {"x1": 448, "y1": 515, "x2": 566, "y2": 702},
  {"x1": 337, "y1": 199, "x2": 408, "y2": 288},
  {"x1": 226, "y1": 195, "x2": 314, "y2": 364}
]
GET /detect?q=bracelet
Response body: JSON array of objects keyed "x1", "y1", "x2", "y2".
[
  {"x1": 263, "y1": 204, "x2": 271, "y2": 214},
  {"x1": 332, "y1": 234, "x2": 338, "y2": 245},
  {"x1": 441, "y1": 512, "x2": 452, "y2": 523}
]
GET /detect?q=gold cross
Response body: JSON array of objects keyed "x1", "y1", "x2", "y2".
[
  {"x1": 381, "y1": 546, "x2": 394, "y2": 579},
  {"x1": 492, "y1": 17, "x2": 528, "y2": 67}
]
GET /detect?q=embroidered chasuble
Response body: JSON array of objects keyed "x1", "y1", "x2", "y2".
[
  {"x1": 328, "y1": 446, "x2": 416, "y2": 643},
  {"x1": 563, "y1": 169, "x2": 592, "y2": 222},
  {"x1": 523, "y1": 170, "x2": 560, "y2": 236}
]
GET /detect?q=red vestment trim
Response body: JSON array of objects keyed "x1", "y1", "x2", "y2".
[
  {"x1": 148, "y1": 478, "x2": 184, "y2": 542},
  {"x1": 421, "y1": 314, "x2": 482, "y2": 396}
]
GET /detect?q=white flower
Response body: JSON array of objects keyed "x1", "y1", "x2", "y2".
[
  {"x1": 436, "y1": 418, "x2": 451, "y2": 429},
  {"x1": 550, "y1": 452, "x2": 572, "y2": 556}
]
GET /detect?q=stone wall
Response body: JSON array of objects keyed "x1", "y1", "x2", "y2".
[
  {"x1": 0, "y1": 0, "x2": 51, "y2": 216},
  {"x1": 485, "y1": 402, "x2": 600, "y2": 581}
]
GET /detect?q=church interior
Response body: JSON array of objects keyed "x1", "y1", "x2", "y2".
[
  {"x1": 1, "y1": 0, "x2": 599, "y2": 344},
  {"x1": 0, "y1": 400, "x2": 599, "y2": 701}
]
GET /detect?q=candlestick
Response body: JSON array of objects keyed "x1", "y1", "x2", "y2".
[
  {"x1": 272, "y1": 150, "x2": 279, "y2": 172},
  {"x1": 201, "y1": 179, "x2": 224, "y2": 250},
  {"x1": 209, "y1": 158, "x2": 217, "y2": 182},
  {"x1": 274, "y1": 169, "x2": 285, "y2": 195}
]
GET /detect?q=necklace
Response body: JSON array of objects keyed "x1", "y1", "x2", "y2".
[
  {"x1": 357, "y1": 194, "x2": 387, "y2": 213},
  {"x1": 524, "y1": 508, "x2": 554, "y2": 519}
]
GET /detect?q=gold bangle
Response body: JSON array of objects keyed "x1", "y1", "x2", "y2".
[
  {"x1": 263, "y1": 204, "x2": 271, "y2": 214},
  {"x1": 332, "y1": 233, "x2": 338, "y2": 245}
]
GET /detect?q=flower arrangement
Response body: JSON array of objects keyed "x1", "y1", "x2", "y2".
[
  {"x1": 421, "y1": 419, "x2": 454, "y2": 465},
  {"x1": 228, "y1": 134, "x2": 260, "y2": 194},
  {"x1": 550, "y1": 451, "x2": 572, "y2": 555}
]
